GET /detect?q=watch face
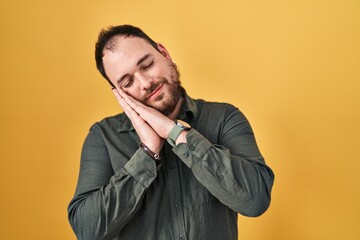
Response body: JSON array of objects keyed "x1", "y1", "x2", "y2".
[{"x1": 176, "y1": 120, "x2": 191, "y2": 129}]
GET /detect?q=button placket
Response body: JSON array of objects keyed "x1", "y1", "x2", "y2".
[
  {"x1": 163, "y1": 145, "x2": 187, "y2": 240},
  {"x1": 174, "y1": 199, "x2": 178, "y2": 208}
]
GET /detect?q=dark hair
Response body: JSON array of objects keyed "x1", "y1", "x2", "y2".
[{"x1": 95, "y1": 25, "x2": 159, "y2": 87}]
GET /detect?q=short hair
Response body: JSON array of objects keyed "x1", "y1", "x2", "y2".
[{"x1": 95, "y1": 25, "x2": 159, "y2": 87}]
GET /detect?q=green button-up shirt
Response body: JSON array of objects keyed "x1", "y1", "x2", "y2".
[{"x1": 68, "y1": 93, "x2": 274, "y2": 240}]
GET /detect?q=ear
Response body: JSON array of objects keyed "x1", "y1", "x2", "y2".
[{"x1": 157, "y1": 43, "x2": 173, "y2": 61}]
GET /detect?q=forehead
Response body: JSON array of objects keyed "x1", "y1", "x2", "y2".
[{"x1": 103, "y1": 36, "x2": 155, "y2": 62}]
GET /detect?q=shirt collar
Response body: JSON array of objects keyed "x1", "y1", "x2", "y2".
[
  {"x1": 116, "y1": 88, "x2": 198, "y2": 133},
  {"x1": 178, "y1": 88, "x2": 198, "y2": 122},
  {"x1": 115, "y1": 113, "x2": 135, "y2": 132}
]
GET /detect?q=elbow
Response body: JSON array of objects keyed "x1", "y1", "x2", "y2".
[
  {"x1": 244, "y1": 165, "x2": 275, "y2": 217},
  {"x1": 229, "y1": 188, "x2": 272, "y2": 217},
  {"x1": 237, "y1": 172, "x2": 274, "y2": 217},
  {"x1": 240, "y1": 194, "x2": 271, "y2": 217},
  {"x1": 67, "y1": 202, "x2": 81, "y2": 239},
  {"x1": 67, "y1": 200, "x2": 100, "y2": 240}
]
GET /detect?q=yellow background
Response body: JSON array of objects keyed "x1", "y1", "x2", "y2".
[{"x1": 1, "y1": 0, "x2": 359, "y2": 239}]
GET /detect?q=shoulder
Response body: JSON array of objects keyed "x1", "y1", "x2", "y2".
[
  {"x1": 89, "y1": 112, "x2": 132, "y2": 133},
  {"x1": 194, "y1": 98, "x2": 240, "y2": 116},
  {"x1": 194, "y1": 97, "x2": 236, "y2": 108}
]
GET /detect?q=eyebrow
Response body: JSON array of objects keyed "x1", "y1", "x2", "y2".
[
  {"x1": 137, "y1": 53, "x2": 151, "y2": 66},
  {"x1": 117, "y1": 53, "x2": 152, "y2": 84}
]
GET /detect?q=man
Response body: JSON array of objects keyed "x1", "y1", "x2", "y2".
[{"x1": 68, "y1": 25, "x2": 274, "y2": 240}]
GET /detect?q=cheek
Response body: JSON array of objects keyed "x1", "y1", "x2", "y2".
[
  {"x1": 148, "y1": 68, "x2": 163, "y2": 79},
  {"x1": 123, "y1": 87, "x2": 142, "y2": 101},
  {"x1": 152, "y1": 60, "x2": 171, "y2": 77},
  {"x1": 130, "y1": 91, "x2": 141, "y2": 100}
]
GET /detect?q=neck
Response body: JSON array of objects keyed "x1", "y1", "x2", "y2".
[{"x1": 168, "y1": 96, "x2": 184, "y2": 120}]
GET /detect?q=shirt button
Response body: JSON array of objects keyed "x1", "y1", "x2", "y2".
[
  {"x1": 189, "y1": 146, "x2": 195, "y2": 151},
  {"x1": 183, "y1": 152, "x2": 189, "y2": 157},
  {"x1": 179, "y1": 235, "x2": 182, "y2": 239}
]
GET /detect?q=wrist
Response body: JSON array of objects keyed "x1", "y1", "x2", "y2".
[
  {"x1": 140, "y1": 143, "x2": 161, "y2": 161},
  {"x1": 167, "y1": 120, "x2": 191, "y2": 147},
  {"x1": 175, "y1": 130, "x2": 188, "y2": 145},
  {"x1": 164, "y1": 119, "x2": 175, "y2": 139}
]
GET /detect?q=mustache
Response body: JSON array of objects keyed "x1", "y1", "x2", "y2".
[
  {"x1": 145, "y1": 62, "x2": 180, "y2": 96},
  {"x1": 148, "y1": 83, "x2": 161, "y2": 93},
  {"x1": 143, "y1": 78, "x2": 168, "y2": 99}
]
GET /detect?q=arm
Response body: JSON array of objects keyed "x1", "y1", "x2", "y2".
[
  {"x1": 116, "y1": 90, "x2": 274, "y2": 217},
  {"x1": 173, "y1": 105, "x2": 274, "y2": 217},
  {"x1": 67, "y1": 124, "x2": 158, "y2": 240}
]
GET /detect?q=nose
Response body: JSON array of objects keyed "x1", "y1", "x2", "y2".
[{"x1": 135, "y1": 72, "x2": 153, "y2": 90}]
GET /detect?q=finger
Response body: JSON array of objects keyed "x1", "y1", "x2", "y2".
[
  {"x1": 116, "y1": 88, "x2": 131, "y2": 102},
  {"x1": 118, "y1": 97, "x2": 129, "y2": 114},
  {"x1": 119, "y1": 96, "x2": 137, "y2": 117},
  {"x1": 111, "y1": 87, "x2": 135, "y2": 116},
  {"x1": 112, "y1": 88, "x2": 130, "y2": 113},
  {"x1": 117, "y1": 88, "x2": 146, "y2": 110},
  {"x1": 118, "y1": 96, "x2": 148, "y2": 127},
  {"x1": 115, "y1": 88, "x2": 164, "y2": 128},
  {"x1": 111, "y1": 87, "x2": 123, "y2": 102}
]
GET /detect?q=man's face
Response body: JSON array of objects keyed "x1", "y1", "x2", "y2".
[{"x1": 102, "y1": 36, "x2": 182, "y2": 116}]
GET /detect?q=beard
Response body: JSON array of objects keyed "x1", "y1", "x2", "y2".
[{"x1": 146, "y1": 62, "x2": 183, "y2": 116}]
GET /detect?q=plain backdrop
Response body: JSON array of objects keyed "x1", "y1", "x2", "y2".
[{"x1": 0, "y1": 0, "x2": 359, "y2": 239}]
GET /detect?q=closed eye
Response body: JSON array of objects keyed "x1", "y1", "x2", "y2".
[
  {"x1": 141, "y1": 61, "x2": 154, "y2": 71},
  {"x1": 122, "y1": 76, "x2": 134, "y2": 88}
]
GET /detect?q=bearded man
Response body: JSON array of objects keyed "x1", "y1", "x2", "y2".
[{"x1": 68, "y1": 25, "x2": 274, "y2": 240}]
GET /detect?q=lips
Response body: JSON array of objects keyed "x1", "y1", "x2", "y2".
[{"x1": 147, "y1": 83, "x2": 163, "y2": 100}]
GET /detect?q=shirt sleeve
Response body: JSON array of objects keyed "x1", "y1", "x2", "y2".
[
  {"x1": 67, "y1": 124, "x2": 158, "y2": 240},
  {"x1": 173, "y1": 105, "x2": 274, "y2": 217}
]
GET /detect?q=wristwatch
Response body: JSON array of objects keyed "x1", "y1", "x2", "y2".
[{"x1": 167, "y1": 120, "x2": 191, "y2": 147}]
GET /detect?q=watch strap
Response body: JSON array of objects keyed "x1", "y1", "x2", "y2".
[{"x1": 167, "y1": 124, "x2": 183, "y2": 147}]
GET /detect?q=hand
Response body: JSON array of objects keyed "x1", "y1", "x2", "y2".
[
  {"x1": 112, "y1": 88, "x2": 164, "y2": 153},
  {"x1": 115, "y1": 88, "x2": 175, "y2": 139}
]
